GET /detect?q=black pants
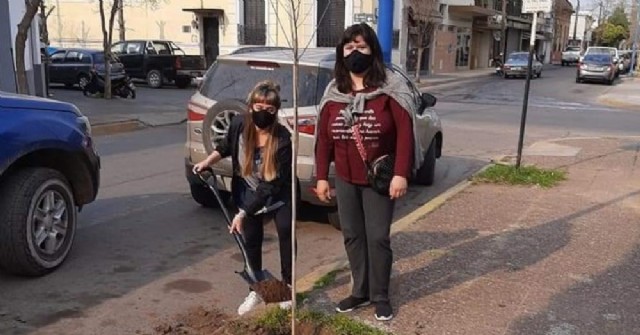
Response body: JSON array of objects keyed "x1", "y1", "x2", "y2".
[
  {"x1": 241, "y1": 198, "x2": 294, "y2": 285},
  {"x1": 335, "y1": 177, "x2": 395, "y2": 303}
]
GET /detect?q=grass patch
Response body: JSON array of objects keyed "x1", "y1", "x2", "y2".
[
  {"x1": 312, "y1": 270, "x2": 339, "y2": 290},
  {"x1": 243, "y1": 307, "x2": 390, "y2": 335},
  {"x1": 474, "y1": 164, "x2": 566, "y2": 188}
]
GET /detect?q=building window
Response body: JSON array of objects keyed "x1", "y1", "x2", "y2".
[
  {"x1": 393, "y1": 29, "x2": 400, "y2": 49},
  {"x1": 317, "y1": 0, "x2": 346, "y2": 47},
  {"x1": 182, "y1": 25, "x2": 191, "y2": 33}
]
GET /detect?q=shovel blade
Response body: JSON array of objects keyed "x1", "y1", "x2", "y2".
[{"x1": 237, "y1": 269, "x2": 290, "y2": 304}]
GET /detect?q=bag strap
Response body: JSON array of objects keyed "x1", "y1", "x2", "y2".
[{"x1": 351, "y1": 124, "x2": 370, "y2": 169}]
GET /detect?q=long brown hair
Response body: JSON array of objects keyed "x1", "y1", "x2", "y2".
[
  {"x1": 334, "y1": 23, "x2": 387, "y2": 93},
  {"x1": 241, "y1": 80, "x2": 281, "y2": 181}
]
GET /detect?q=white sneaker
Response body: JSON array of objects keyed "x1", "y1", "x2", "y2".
[
  {"x1": 237, "y1": 291, "x2": 262, "y2": 315},
  {"x1": 278, "y1": 300, "x2": 292, "y2": 310}
]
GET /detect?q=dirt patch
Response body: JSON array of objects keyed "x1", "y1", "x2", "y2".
[
  {"x1": 153, "y1": 306, "x2": 340, "y2": 335},
  {"x1": 251, "y1": 278, "x2": 291, "y2": 303}
]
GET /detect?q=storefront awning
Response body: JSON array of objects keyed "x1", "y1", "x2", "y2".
[{"x1": 182, "y1": 8, "x2": 224, "y2": 17}]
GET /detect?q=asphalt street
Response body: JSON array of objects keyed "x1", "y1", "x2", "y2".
[{"x1": 1, "y1": 65, "x2": 639, "y2": 334}]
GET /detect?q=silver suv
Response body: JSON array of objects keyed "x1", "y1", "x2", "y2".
[{"x1": 184, "y1": 48, "x2": 443, "y2": 229}]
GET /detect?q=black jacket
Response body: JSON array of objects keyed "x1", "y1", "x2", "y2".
[{"x1": 215, "y1": 115, "x2": 292, "y2": 215}]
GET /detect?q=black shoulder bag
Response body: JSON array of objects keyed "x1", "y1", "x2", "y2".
[{"x1": 351, "y1": 123, "x2": 395, "y2": 196}]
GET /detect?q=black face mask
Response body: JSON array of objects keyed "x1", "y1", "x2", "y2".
[
  {"x1": 252, "y1": 110, "x2": 276, "y2": 129},
  {"x1": 344, "y1": 50, "x2": 374, "y2": 74}
]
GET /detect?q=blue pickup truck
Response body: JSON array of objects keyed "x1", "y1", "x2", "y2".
[{"x1": 0, "y1": 91, "x2": 100, "y2": 276}]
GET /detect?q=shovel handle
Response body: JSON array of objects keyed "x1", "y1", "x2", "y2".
[{"x1": 195, "y1": 168, "x2": 260, "y2": 282}]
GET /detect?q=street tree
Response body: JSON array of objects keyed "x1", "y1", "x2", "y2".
[
  {"x1": 266, "y1": 0, "x2": 331, "y2": 332},
  {"x1": 117, "y1": 0, "x2": 165, "y2": 41},
  {"x1": 98, "y1": 0, "x2": 120, "y2": 98},
  {"x1": 608, "y1": 5, "x2": 630, "y2": 30},
  {"x1": 407, "y1": 0, "x2": 440, "y2": 82},
  {"x1": 15, "y1": 0, "x2": 43, "y2": 94}
]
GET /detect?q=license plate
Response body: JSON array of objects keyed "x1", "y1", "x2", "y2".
[
  {"x1": 512, "y1": 67, "x2": 521, "y2": 70},
  {"x1": 190, "y1": 72, "x2": 200, "y2": 77}
]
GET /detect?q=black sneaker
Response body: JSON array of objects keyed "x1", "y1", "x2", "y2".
[
  {"x1": 374, "y1": 301, "x2": 394, "y2": 321},
  {"x1": 335, "y1": 296, "x2": 370, "y2": 313}
]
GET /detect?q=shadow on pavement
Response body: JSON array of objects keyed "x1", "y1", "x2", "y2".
[
  {"x1": 392, "y1": 189, "x2": 640, "y2": 318},
  {"x1": 0, "y1": 192, "x2": 234, "y2": 334}
]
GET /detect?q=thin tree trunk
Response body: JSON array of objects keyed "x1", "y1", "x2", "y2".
[
  {"x1": 415, "y1": 46, "x2": 424, "y2": 83},
  {"x1": 99, "y1": 0, "x2": 119, "y2": 99},
  {"x1": 15, "y1": 0, "x2": 41, "y2": 94},
  {"x1": 118, "y1": 0, "x2": 125, "y2": 41}
]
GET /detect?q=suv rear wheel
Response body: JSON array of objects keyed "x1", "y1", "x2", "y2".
[
  {"x1": 0, "y1": 168, "x2": 77, "y2": 276},
  {"x1": 415, "y1": 139, "x2": 437, "y2": 186},
  {"x1": 190, "y1": 183, "x2": 230, "y2": 208}
]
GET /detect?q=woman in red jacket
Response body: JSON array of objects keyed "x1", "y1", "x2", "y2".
[{"x1": 315, "y1": 23, "x2": 416, "y2": 321}]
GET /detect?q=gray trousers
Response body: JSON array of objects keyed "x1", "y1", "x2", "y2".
[{"x1": 335, "y1": 177, "x2": 395, "y2": 303}]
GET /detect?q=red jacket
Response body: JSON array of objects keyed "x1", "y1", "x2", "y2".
[{"x1": 316, "y1": 89, "x2": 414, "y2": 185}]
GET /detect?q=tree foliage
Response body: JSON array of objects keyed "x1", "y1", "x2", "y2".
[{"x1": 607, "y1": 6, "x2": 629, "y2": 30}]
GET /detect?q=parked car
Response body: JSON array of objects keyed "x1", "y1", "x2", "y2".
[
  {"x1": 184, "y1": 48, "x2": 443, "y2": 229},
  {"x1": 502, "y1": 52, "x2": 543, "y2": 79},
  {"x1": 581, "y1": 46, "x2": 621, "y2": 76},
  {"x1": 48, "y1": 48, "x2": 126, "y2": 89},
  {"x1": 561, "y1": 46, "x2": 581, "y2": 66},
  {"x1": 576, "y1": 53, "x2": 616, "y2": 85},
  {"x1": 0, "y1": 91, "x2": 100, "y2": 276},
  {"x1": 111, "y1": 40, "x2": 206, "y2": 89}
]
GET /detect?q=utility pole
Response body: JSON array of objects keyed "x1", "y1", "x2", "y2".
[
  {"x1": 501, "y1": 0, "x2": 508, "y2": 63},
  {"x1": 572, "y1": 0, "x2": 580, "y2": 41}
]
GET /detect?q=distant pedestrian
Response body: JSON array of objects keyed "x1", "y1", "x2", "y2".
[
  {"x1": 314, "y1": 23, "x2": 420, "y2": 321},
  {"x1": 193, "y1": 80, "x2": 294, "y2": 315}
]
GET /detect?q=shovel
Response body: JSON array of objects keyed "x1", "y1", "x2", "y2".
[{"x1": 196, "y1": 168, "x2": 291, "y2": 304}]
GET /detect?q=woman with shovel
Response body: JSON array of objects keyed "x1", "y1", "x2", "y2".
[
  {"x1": 193, "y1": 81, "x2": 293, "y2": 315},
  {"x1": 315, "y1": 23, "x2": 419, "y2": 321}
]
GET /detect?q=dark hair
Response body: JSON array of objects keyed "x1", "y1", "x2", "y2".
[{"x1": 334, "y1": 23, "x2": 387, "y2": 93}]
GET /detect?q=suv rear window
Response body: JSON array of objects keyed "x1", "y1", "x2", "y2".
[{"x1": 200, "y1": 60, "x2": 333, "y2": 108}]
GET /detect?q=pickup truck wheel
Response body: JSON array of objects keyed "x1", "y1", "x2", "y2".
[
  {"x1": 175, "y1": 77, "x2": 192, "y2": 89},
  {"x1": 202, "y1": 99, "x2": 248, "y2": 154},
  {"x1": 415, "y1": 139, "x2": 437, "y2": 186},
  {"x1": 190, "y1": 183, "x2": 230, "y2": 208},
  {"x1": 0, "y1": 168, "x2": 77, "y2": 276},
  {"x1": 146, "y1": 70, "x2": 163, "y2": 88},
  {"x1": 77, "y1": 74, "x2": 89, "y2": 89}
]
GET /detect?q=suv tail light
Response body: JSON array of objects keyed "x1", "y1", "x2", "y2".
[
  {"x1": 187, "y1": 105, "x2": 205, "y2": 121},
  {"x1": 175, "y1": 57, "x2": 182, "y2": 70},
  {"x1": 286, "y1": 116, "x2": 316, "y2": 135}
]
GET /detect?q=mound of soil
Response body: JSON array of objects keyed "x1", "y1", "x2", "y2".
[
  {"x1": 250, "y1": 278, "x2": 291, "y2": 303},
  {"x1": 154, "y1": 306, "x2": 337, "y2": 335}
]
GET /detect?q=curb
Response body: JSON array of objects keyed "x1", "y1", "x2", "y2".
[
  {"x1": 92, "y1": 120, "x2": 142, "y2": 136},
  {"x1": 597, "y1": 96, "x2": 640, "y2": 111},
  {"x1": 91, "y1": 118, "x2": 188, "y2": 136},
  {"x1": 417, "y1": 75, "x2": 493, "y2": 91},
  {"x1": 295, "y1": 161, "x2": 496, "y2": 294}
]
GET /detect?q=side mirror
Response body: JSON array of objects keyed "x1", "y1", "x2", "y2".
[{"x1": 421, "y1": 92, "x2": 437, "y2": 109}]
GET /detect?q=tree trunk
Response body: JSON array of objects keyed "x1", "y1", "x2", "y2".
[
  {"x1": 99, "y1": 0, "x2": 119, "y2": 99},
  {"x1": 118, "y1": 0, "x2": 125, "y2": 41},
  {"x1": 15, "y1": 0, "x2": 41, "y2": 94},
  {"x1": 414, "y1": 47, "x2": 425, "y2": 83}
]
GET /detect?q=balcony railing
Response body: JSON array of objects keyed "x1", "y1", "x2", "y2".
[{"x1": 238, "y1": 24, "x2": 266, "y2": 45}]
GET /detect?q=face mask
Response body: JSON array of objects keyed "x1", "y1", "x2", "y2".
[
  {"x1": 252, "y1": 109, "x2": 276, "y2": 129},
  {"x1": 344, "y1": 50, "x2": 373, "y2": 74}
]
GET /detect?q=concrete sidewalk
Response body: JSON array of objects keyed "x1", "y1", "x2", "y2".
[
  {"x1": 598, "y1": 77, "x2": 640, "y2": 111},
  {"x1": 306, "y1": 136, "x2": 640, "y2": 335}
]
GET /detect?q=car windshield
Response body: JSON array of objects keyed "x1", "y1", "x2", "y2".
[
  {"x1": 200, "y1": 60, "x2": 333, "y2": 108},
  {"x1": 508, "y1": 53, "x2": 529, "y2": 62},
  {"x1": 583, "y1": 54, "x2": 611, "y2": 63}
]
